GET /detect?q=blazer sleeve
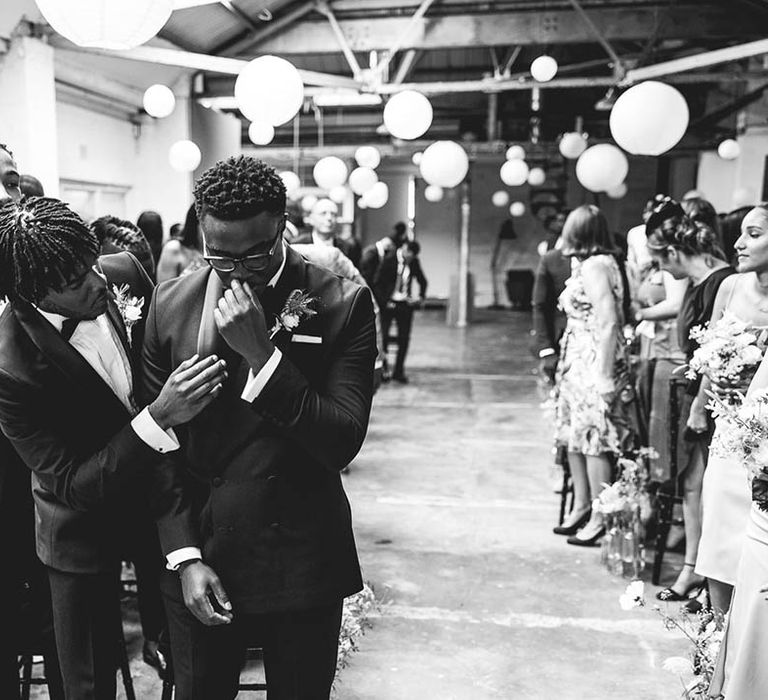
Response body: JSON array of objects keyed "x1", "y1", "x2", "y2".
[
  {"x1": 140, "y1": 288, "x2": 200, "y2": 556},
  {"x1": 0, "y1": 369, "x2": 162, "y2": 512},
  {"x1": 530, "y1": 255, "x2": 557, "y2": 355},
  {"x1": 412, "y1": 259, "x2": 428, "y2": 299},
  {"x1": 250, "y1": 286, "x2": 377, "y2": 472}
]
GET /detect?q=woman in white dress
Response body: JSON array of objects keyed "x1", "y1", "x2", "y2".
[{"x1": 696, "y1": 204, "x2": 768, "y2": 614}]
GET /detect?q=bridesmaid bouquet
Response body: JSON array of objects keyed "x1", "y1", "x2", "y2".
[{"x1": 686, "y1": 312, "x2": 765, "y2": 385}]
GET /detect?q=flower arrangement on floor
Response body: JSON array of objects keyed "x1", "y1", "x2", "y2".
[
  {"x1": 620, "y1": 581, "x2": 726, "y2": 699},
  {"x1": 336, "y1": 582, "x2": 380, "y2": 678},
  {"x1": 686, "y1": 312, "x2": 765, "y2": 386},
  {"x1": 595, "y1": 450, "x2": 655, "y2": 578}
]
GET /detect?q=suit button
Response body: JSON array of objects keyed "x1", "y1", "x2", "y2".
[
  {"x1": 267, "y1": 475, "x2": 279, "y2": 483},
  {"x1": 212, "y1": 477, "x2": 223, "y2": 487},
  {"x1": 270, "y1": 522, "x2": 280, "y2": 530}
]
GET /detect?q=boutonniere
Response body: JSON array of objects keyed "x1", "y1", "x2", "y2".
[
  {"x1": 0, "y1": 298, "x2": 7, "y2": 315},
  {"x1": 268, "y1": 289, "x2": 318, "y2": 340},
  {"x1": 112, "y1": 284, "x2": 144, "y2": 345}
]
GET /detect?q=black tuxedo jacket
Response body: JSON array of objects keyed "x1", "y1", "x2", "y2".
[
  {"x1": 0, "y1": 252, "x2": 157, "y2": 573},
  {"x1": 373, "y1": 251, "x2": 428, "y2": 305},
  {"x1": 359, "y1": 244, "x2": 381, "y2": 288},
  {"x1": 143, "y1": 247, "x2": 376, "y2": 614}
]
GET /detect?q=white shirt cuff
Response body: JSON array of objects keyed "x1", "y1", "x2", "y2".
[
  {"x1": 539, "y1": 348, "x2": 556, "y2": 358},
  {"x1": 131, "y1": 407, "x2": 180, "y2": 454},
  {"x1": 241, "y1": 348, "x2": 282, "y2": 403},
  {"x1": 166, "y1": 547, "x2": 202, "y2": 571}
]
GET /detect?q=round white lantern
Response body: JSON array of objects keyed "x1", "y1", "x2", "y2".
[
  {"x1": 234, "y1": 55, "x2": 305, "y2": 126},
  {"x1": 355, "y1": 146, "x2": 381, "y2": 169},
  {"x1": 168, "y1": 140, "x2": 201, "y2": 173},
  {"x1": 248, "y1": 121, "x2": 275, "y2": 146},
  {"x1": 383, "y1": 90, "x2": 433, "y2": 140},
  {"x1": 530, "y1": 55, "x2": 558, "y2": 82},
  {"x1": 606, "y1": 182, "x2": 628, "y2": 199},
  {"x1": 500, "y1": 159, "x2": 530, "y2": 187},
  {"x1": 348, "y1": 167, "x2": 378, "y2": 195},
  {"x1": 609, "y1": 81, "x2": 689, "y2": 156},
  {"x1": 419, "y1": 141, "x2": 469, "y2": 188},
  {"x1": 424, "y1": 185, "x2": 444, "y2": 202},
  {"x1": 301, "y1": 194, "x2": 318, "y2": 211},
  {"x1": 358, "y1": 198, "x2": 368, "y2": 210},
  {"x1": 576, "y1": 144, "x2": 629, "y2": 192},
  {"x1": 143, "y1": 84, "x2": 175, "y2": 119},
  {"x1": 412, "y1": 152, "x2": 423, "y2": 166},
  {"x1": 718, "y1": 139, "x2": 740, "y2": 160},
  {"x1": 365, "y1": 182, "x2": 389, "y2": 209},
  {"x1": 527, "y1": 167, "x2": 546, "y2": 187},
  {"x1": 278, "y1": 171, "x2": 301, "y2": 198},
  {"x1": 506, "y1": 145, "x2": 526, "y2": 161},
  {"x1": 510, "y1": 201, "x2": 526, "y2": 217},
  {"x1": 492, "y1": 191, "x2": 510, "y2": 207},
  {"x1": 559, "y1": 132, "x2": 588, "y2": 159},
  {"x1": 36, "y1": 0, "x2": 172, "y2": 50},
  {"x1": 329, "y1": 186, "x2": 348, "y2": 204},
  {"x1": 313, "y1": 156, "x2": 348, "y2": 190}
]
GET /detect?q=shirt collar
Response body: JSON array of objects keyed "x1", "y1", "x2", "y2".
[
  {"x1": 34, "y1": 306, "x2": 66, "y2": 333},
  {"x1": 268, "y1": 241, "x2": 288, "y2": 288}
]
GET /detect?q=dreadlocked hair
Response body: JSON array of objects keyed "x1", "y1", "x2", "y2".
[
  {"x1": 194, "y1": 155, "x2": 286, "y2": 221},
  {"x1": 0, "y1": 196, "x2": 99, "y2": 303},
  {"x1": 91, "y1": 214, "x2": 148, "y2": 253},
  {"x1": 0, "y1": 143, "x2": 14, "y2": 159}
]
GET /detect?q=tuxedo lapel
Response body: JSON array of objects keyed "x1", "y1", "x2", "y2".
[
  {"x1": 12, "y1": 301, "x2": 129, "y2": 423},
  {"x1": 105, "y1": 296, "x2": 136, "y2": 379}
]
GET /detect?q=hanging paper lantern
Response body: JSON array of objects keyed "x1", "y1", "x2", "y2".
[
  {"x1": 527, "y1": 167, "x2": 546, "y2": 187},
  {"x1": 355, "y1": 146, "x2": 381, "y2": 169},
  {"x1": 718, "y1": 139, "x2": 740, "y2": 160},
  {"x1": 235, "y1": 55, "x2": 305, "y2": 127},
  {"x1": 143, "y1": 84, "x2": 175, "y2": 119},
  {"x1": 559, "y1": 132, "x2": 588, "y2": 159},
  {"x1": 168, "y1": 140, "x2": 201, "y2": 172},
  {"x1": 348, "y1": 167, "x2": 378, "y2": 195},
  {"x1": 500, "y1": 159, "x2": 530, "y2": 187},
  {"x1": 313, "y1": 156, "x2": 348, "y2": 190},
  {"x1": 424, "y1": 185, "x2": 444, "y2": 202},
  {"x1": 419, "y1": 141, "x2": 469, "y2": 188},
  {"x1": 492, "y1": 191, "x2": 510, "y2": 207},
  {"x1": 279, "y1": 171, "x2": 301, "y2": 198},
  {"x1": 301, "y1": 194, "x2": 318, "y2": 211},
  {"x1": 509, "y1": 201, "x2": 526, "y2": 217},
  {"x1": 530, "y1": 55, "x2": 558, "y2": 82},
  {"x1": 606, "y1": 182, "x2": 628, "y2": 199},
  {"x1": 365, "y1": 182, "x2": 389, "y2": 209},
  {"x1": 383, "y1": 90, "x2": 433, "y2": 140},
  {"x1": 358, "y1": 198, "x2": 368, "y2": 210},
  {"x1": 412, "y1": 152, "x2": 423, "y2": 166},
  {"x1": 248, "y1": 121, "x2": 275, "y2": 146},
  {"x1": 576, "y1": 144, "x2": 629, "y2": 192},
  {"x1": 609, "y1": 81, "x2": 689, "y2": 156},
  {"x1": 329, "y1": 186, "x2": 348, "y2": 204},
  {"x1": 35, "y1": 0, "x2": 172, "y2": 50},
  {"x1": 506, "y1": 145, "x2": 526, "y2": 161}
]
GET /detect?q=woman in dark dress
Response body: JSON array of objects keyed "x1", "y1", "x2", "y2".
[{"x1": 646, "y1": 202, "x2": 734, "y2": 603}]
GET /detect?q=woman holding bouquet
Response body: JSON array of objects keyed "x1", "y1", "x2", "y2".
[
  {"x1": 552, "y1": 205, "x2": 634, "y2": 546},
  {"x1": 696, "y1": 203, "x2": 768, "y2": 614},
  {"x1": 646, "y1": 205, "x2": 734, "y2": 603}
]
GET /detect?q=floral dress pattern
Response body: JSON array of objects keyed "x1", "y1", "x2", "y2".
[{"x1": 555, "y1": 254, "x2": 633, "y2": 456}]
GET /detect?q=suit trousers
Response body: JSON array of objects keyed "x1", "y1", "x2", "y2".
[
  {"x1": 382, "y1": 301, "x2": 414, "y2": 377},
  {"x1": 161, "y1": 571, "x2": 343, "y2": 700},
  {"x1": 47, "y1": 566, "x2": 121, "y2": 700}
]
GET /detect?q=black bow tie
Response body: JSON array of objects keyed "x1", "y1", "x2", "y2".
[{"x1": 61, "y1": 318, "x2": 80, "y2": 341}]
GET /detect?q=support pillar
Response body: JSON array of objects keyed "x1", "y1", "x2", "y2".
[{"x1": 447, "y1": 179, "x2": 474, "y2": 327}]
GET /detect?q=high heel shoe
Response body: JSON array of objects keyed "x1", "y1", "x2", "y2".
[
  {"x1": 553, "y1": 508, "x2": 591, "y2": 536},
  {"x1": 566, "y1": 526, "x2": 605, "y2": 547},
  {"x1": 656, "y1": 565, "x2": 705, "y2": 601}
]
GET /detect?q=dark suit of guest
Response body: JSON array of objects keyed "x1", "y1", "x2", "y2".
[
  {"x1": 359, "y1": 240, "x2": 388, "y2": 290},
  {"x1": 374, "y1": 250, "x2": 427, "y2": 380},
  {"x1": 0, "y1": 252, "x2": 164, "y2": 699},
  {"x1": 530, "y1": 248, "x2": 571, "y2": 364},
  {"x1": 291, "y1": 232, "x2": 360, "y2": 267},
  {"x1": 143, "y1": 246, "x2": 376, "y2": 698}
]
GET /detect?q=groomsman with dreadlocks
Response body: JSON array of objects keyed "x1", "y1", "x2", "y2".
[{"x1": 0, "y1": 195, "x2": 228, "y2": 698}]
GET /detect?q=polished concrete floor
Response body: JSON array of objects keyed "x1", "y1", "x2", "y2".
[{"x1": 31, "y1": 309, "x2": 689, "y2": 699}]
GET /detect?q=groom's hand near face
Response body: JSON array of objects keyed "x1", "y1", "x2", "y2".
[{"x1": 213, "y1": 279, "x2": 274, "y2": 371}]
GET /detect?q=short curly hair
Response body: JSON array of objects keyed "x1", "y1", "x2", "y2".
[{"x1": 193, "y1": 156, "x2": 286, "y2": 221}]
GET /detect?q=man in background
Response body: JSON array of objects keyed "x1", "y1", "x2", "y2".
[
  {"x1": 292, "y1": 197, "x2": 359, "y2": 264},
  {"x1": 360, "y1": 221, "x2": 409, "y2": 290}
]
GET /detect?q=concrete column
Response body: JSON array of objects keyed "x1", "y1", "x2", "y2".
[{"x1": 0, "y1": 35, "x2": 59, "y2": 196}]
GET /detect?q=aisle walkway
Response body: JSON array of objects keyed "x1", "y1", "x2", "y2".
[{"x1": 337, "y1": 309, "x2": 685, "y2": 700}]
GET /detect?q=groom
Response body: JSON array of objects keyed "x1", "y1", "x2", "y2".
[{"x1": 143, "y1": 156, "x2": 377, "y2": 698}]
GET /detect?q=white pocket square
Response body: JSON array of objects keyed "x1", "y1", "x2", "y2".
[{"x1": 292, "y1": 334, "x2": 322, "y2": 344}]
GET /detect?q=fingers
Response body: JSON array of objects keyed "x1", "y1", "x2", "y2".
[
  {"x1": 210, "y1": 576, "x2": 232, "y2": 612},
  {"x1": 241, "y1": 281, "x2": 260, "y2": 308},
  {"x1": 229, "y1": 279, "x2": 253, "y2": 308},
  {"x1": 174, "y1": 355, "x2": 221, "y2": 383},
  {"x1": 188, "y1": 592, "x2": 232, "y2": 627},
  {"x1": 173, "y1": 354, "x2": 200, "y2": 375},
  {"x1": 188, "y1": 379, "x2": 224, "y2": 404},
  {"x1": 182, "y1": 359, "x2": 228, "y2": 392}
]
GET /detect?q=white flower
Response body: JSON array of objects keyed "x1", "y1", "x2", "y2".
[
  {"x1": 741, "y1": 344, "x2": 763, "y2": 365},
  {"x1": 618, "y1": 594, "x2": 636, "y2": 611},
  {"x1": 625, "y1": 580, "x2": 644, "y2": 600},
  {"x1": 735, "y1": 332, "x2": 758, "y2": 348},
  {"x1": 281, "y1": 313, "x2": 300, "y2": 330},
  {"x1": 662, "y1": 656, "x2": 694, "y2": 676},
  {"x1": 124, "y1": 305, "x2": 143, "y2": 322},
  {"x1": 618, "y1": 580, "x2": 645, "y2": 610},
  {"x1": 751, "y1": 441, "x2": 768, "y2": 468}
]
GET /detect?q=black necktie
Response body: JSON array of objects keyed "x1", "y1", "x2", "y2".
[{"x1": 61, "y1": 318, "x2": 79, "y2": 341}]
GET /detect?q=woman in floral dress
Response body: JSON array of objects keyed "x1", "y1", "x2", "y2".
[{"x1": 553, "y1": 205, "x2": 634, "y2": 546}]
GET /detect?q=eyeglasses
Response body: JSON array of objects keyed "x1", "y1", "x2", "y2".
[{"x1": 203, "y1": 227, "x2": 282, "y2": 273}]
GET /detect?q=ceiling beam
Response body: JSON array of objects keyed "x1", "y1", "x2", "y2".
[
  {"x1": 690, "y1": 82, "x2": 768, "y2": 129},
  {"x1": 392, "y1": 49, "x2": 421, "y2": 84},
  {"x1": 241, "y1": 7, "x2": 762, "y2": 54}
]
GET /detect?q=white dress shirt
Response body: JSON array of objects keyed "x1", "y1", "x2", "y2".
[
  {"x1": 311, "y1": 231, "x2": 334, "y2": 247},
  {"x1": 37, "y1": 308, "x2": 179, "y2": 454},
  {"x1": 391, "y1": 249, "x2": 411, "y2": 302}
]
